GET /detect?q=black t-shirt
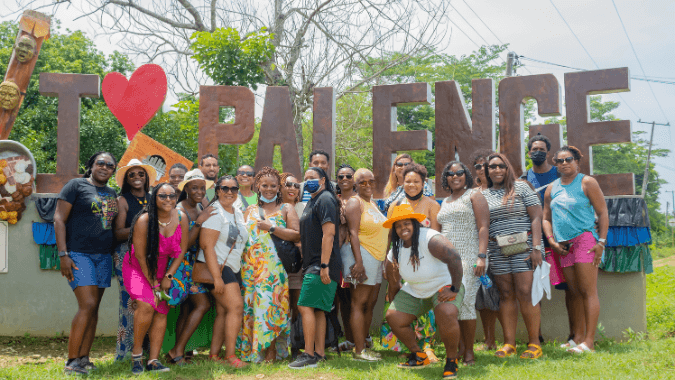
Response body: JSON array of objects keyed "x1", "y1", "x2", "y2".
[
  {"x1": 300, "y1": 189, "x2": 342, "y2": 283},
  {"x1": 59, "y1": 178, "x2": 118, "y2": 254}
]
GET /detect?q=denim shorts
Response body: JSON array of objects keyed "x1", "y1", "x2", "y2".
[{"x1": 68, "y1": 252, "x2": 112, "y2": 291}]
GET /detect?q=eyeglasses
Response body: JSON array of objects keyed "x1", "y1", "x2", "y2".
[
  {"x1": 157, "y1": 193, "x2": 177, "y2": 200},
  {"x1": 337, "y1": 174, "x2": 353, "y2": 180},
  {"x1": 553, "y1": 157, "x2": 575, "y2": 164},
  {"x1": 357, "y1": 179, "x2": 376, "y2": 187},
  {"x1": 218, "y1": 185, "x2": 239, "y2": 193},
  {"x1": 285, "y1": 182, "x2": 301, "y2": 189},
  {"x1": 95, "y1": 160, "x2": 115, "y2": 170},
  {"x1": 445, "y1": 169, "x2": 466, "y2": 177},
  {"x1": 395, "y1": 161, "x2": 411, "y2": 167},
  {"x1": 237, "y1": 171, "x2": 255, "y2": 177},
  {"x1": 487, "y1": 164, "x2": 507, "y2": 170},
  {"x1": 474, "y1": 164, "x2": 485, "y2": 170},
  {"x1": 127, "y1": 171, "x2": 146, "y2": 179}
]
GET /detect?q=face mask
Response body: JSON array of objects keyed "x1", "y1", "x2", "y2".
[
  {"x1": 530, "y1": 150, "x2": 547, "y2": 165},
  {"x1": 260, "y1": 194, "x2": 277, "y2": 203},
  {"x1": 304, "y1": 179, "x2": 321, "y2": 194}
]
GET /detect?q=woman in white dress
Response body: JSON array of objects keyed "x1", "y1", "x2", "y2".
[{"x1": 436, "y1": 161, "x2": 489, "y2": 365}]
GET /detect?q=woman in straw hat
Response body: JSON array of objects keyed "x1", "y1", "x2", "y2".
[
  {"x1": 113, "y1": 158, "x2": 157, "y2": 362},
  {"x1": 165, "y1": 169, "x2": 216, "y2": 365},
  {"x1": 383, "y1": 203, "x2": 465, "y2": 380}
]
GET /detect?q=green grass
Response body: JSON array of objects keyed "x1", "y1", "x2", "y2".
[
  {"x1": 647, "y1": 265, "x2": 675, "y2": 338},
  {"x1": 1, "y1": 337, "x2": 675, "y2": 379}
]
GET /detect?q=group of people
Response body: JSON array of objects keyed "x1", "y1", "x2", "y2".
[{"x1": 55, "y1": 135, "x2": 608, "y2": 379}]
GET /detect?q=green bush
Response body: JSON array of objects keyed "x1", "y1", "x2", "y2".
[{"x1": 646, "y1": 266, "x2": 675, "y2": 337}]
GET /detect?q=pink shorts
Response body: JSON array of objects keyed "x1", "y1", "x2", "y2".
[
  {"x1": 546, "y1": 248, "x2": 566, "y2": 286},
  {"x1": 559, "y1": 231, "x2": 598, "y2": 268}
]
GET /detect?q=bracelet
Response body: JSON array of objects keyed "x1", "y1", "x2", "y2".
[
  {"x1": 152, "y1": 284, "x2": 160, "y2": 289},
  {"x1": 546, "y1": 235, "x2": 554, "y2": 240}
]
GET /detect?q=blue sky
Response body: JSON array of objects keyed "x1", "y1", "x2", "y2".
[{"x1": 2, "y1": 0, "x2": 673, "y2": 211}]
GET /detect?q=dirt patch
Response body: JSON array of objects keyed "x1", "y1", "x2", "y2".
[
  {"x1": 654, "y1": 256, "x2": 675, "y2": 268},
  {"x1": 0, "y1": 335, "x2": 115, "y2": 368}
]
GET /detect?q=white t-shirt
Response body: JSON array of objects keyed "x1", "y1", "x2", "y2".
[
  {"x1": 197, "y1": 201, "x2": 248, "y2": 272},
  {"x1": 387, "y1": 228, "x2": 453, "y2": 299}
]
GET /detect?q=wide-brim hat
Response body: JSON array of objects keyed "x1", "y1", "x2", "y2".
[
  {"x1": 382, "y1": 203, "x2": 427, "y2": 229},
  {"x1": 115, "y1": 158, "x2": 157, "y2": 188},
  {"x1": 178, "y1": 169, "x2": 214, "y2": 191}
]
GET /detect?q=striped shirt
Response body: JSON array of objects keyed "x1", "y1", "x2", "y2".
[{"x1": 483, "y1": 181, "x2": 543, "y2": 246}]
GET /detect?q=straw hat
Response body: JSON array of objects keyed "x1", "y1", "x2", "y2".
[
  {"x1": 115, "y1": 158, "x2": 157, "y2": 188},
  {"x1": 177, "y1": 169, "x2": 214, "y2": 191},
  {"x1": 382, "y1": 203, "x2": 427, "y2": 229}
]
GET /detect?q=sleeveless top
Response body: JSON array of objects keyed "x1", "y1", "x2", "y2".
[
  {"x1": 550, "y1": 173, "x2": 598, "y2": 242},
  {"x1": 437, "y1": 189, "x2": 479, "y2": 255},
  {"x1": 177, "y1": 203, "x2": 203, "y2": 255},
  {"x1": 356, "y1": 197, "x2": 389, "y2": 261},
  {"x1": 122, "y1": 192, "x2": 149, "y2": 228}
]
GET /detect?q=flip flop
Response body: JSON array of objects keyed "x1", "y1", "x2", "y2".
[
  {"x1": 520, "y1": 344, "x2": 543, "y2": 359},
  {"x1": 495, "y1": 344, "x2": 517, "y2": 358},
  {"x1": 165, "y1": 353, "x2": 187, "y2": 366}
]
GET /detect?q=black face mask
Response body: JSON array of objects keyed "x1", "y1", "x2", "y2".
[{"x1": 530, "y1": 150, "x2": 548, "y2": 165}]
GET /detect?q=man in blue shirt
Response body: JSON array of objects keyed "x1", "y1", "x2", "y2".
[{"x1": 522, "y1": 133, "x2": 558, "y2": 202}]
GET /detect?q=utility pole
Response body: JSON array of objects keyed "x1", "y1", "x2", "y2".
[
  {"x1": 506, "y1": 52, "x2": 516, "y2": 77},
  {"x1": 666, "y1": 201, "x2": 670, "y2": 229},
  {"x1": 668, "y1": 190, "x2": 675, "y2": 247},
  {"x1": 637, "y1": 119, "x2": 670, "y2": 197}
]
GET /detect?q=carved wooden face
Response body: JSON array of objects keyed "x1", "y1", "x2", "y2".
[
  {"x1": 15, "y1": 36, "x2": 36, "y2": 63},
  {"x1": 0, "y1": 82, "x2": 20, "y2": 110}
]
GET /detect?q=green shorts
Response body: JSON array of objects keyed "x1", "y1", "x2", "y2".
[
  {"x1": 298, "y1": 273, "x2": 337, "y2": 312},
  {"x1": 389, "y1": 285, "x2": 465, "y2": 318}
]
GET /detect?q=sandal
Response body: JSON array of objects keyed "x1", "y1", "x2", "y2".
[
  {"x1": 560, "y1": 339, "x2": 577, "y2": 349},
  {"x1": 568, "y1": 343, "x2": 594, "y2": 354},
  {"x1": 520, "y1": 344, "x2": 543, "y2": 359},
  {"x1": 165, "y1": 353, "x2": 187, "y2": 366},
  {"x1": 495, "y1": 344, "x2": 517, "y2": 358},
  {"x1": 225, "y1": 355, "x2": 248, "y2": 368},
  {"x1": 184, "y1": 350, "x2": 194, "y2": 363}
]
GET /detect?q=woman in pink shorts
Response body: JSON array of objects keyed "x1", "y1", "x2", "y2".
[{"x1": 542, "y1": 146, "x2": 608, "y2": 354}]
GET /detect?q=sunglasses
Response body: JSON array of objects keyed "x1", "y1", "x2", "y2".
[
  {"x1": 127, "y1": 171, "x2": 146, "y2": 179},
  {"x1": 218, "y1": 185, "x2": 239, "y2": 193},
  {"x1": 395, "y1": 162, "x2": 411, "y2": 167},
  {"x1": 95, "y1": 160, "x2": 116, "y2": 170},
  {"x1": 157, "y1": 193, "x2": 177, "y2": 200},
  {"x1": 554, "y1": 157, "x2": 575, "y2": 164},
  {"x1": 237, "y1": 171, "x2": 255, "y2": 177},
  {"x1": 487, "y1": 164, "x2": 507, "y2": 170},
  {"x1": 358, "y1": 179, "x2": 376, "y2": 187},
  {"x1": 445, "y1": 169, "x2": 466, "y2": 177},
  {"x1": 285, "y1": 182, "x2": 301, "y2": 189},
  {"x1": 474, "y1": 164, "x2": 485, "y2": 170},
  {"x1": 337, "y1": 174, "x2": 353, "y2": 180}
]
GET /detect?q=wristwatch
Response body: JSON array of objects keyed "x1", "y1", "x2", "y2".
[
  {"x1": 58, "y1": 251, "x2": 69, "y2": 258},
  {"x1": 194, "y1": 222, "x2": 202, "y2": 228},
  {"x1": 534, "y1": 245, "x2": 543, "y2": 252},
  {"x1": 448, "y1": 285, "x2": 457, "y2": 293},
  {"x1": 320, "y1": 263, "x2": 329, "y2": 269},
  {"x1": 477, "y1": 253, "x2": 487, "y2": 259},
  {"x1": 269, "y1": 226, "x2": 276, "y2": 234},
  {"x1": 165, "y1": 273, "x2": 173, "y2": 280}
]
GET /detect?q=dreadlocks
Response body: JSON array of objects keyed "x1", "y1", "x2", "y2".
[{"x1": 391, "y1": 218, "x2": 422, "y2": 271}]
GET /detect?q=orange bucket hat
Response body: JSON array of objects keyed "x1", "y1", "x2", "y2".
[{"x1": 382, "y1": 203, "x2": 427, "y2": 229}]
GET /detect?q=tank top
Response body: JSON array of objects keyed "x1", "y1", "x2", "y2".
[
  {"x1": 122, "y1": 192, "x2": 149, "y2": 228},
  {"x1": 550, "y1": 173, "x2": 598, "y2": 242},
  {"x1": 356, "y1": 197, "x2": 389, "y2": 261}
]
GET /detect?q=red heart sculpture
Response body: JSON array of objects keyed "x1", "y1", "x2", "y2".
[{"x1": 102, "y1": 64, "x2": 167, "y2": 140}]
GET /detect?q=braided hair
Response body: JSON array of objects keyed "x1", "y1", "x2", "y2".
[
  {"x1": 391, "y1": 218, "x2": 422, "y2": 271},
  {"x1": 121, "y1": 167, "x2": 150, "y2": 195},
  {"x1": 254, "y1": 166, "x2": 282, "y2": 206},
  {"x1": 307, "y1": 167, "x2": 336, "y2": 199},
  {"x1": 83, "y1": 151, "x2": 117, "y2": 178},
  {"x1": 127, "y1": 182, "x2": 176, "y2": 281}
]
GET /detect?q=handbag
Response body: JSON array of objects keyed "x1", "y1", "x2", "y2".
[
  {"x1": 192, "y1": 243, "x2": 235, "y2": 284},
  {"x1": 495, "y1": 231, "x2": 530, "y2": 256},
  {"x1": 259, "y1": 206, "x2": 302, "y2": 274}
]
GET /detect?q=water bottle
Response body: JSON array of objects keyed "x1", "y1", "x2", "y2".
[{"x1": 478, "y1": 274, "x2": 492, "y2": 289}]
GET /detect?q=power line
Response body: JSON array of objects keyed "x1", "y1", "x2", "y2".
[
  {"x1": 448, "y1": 3, "x2": 506, "y2": 64},
  {"x1": 460, "y1": 0, "x2": 505, "y2": 45},
  {"x1": 611, "y1": 0, "x2": 670, "y2": 124}
]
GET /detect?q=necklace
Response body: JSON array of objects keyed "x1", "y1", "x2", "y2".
[
  {"x1": 158, "y1": 215, "x2": 172, "y2": 227},
  {"x1": 132, "y1": 194, "x2": 147, "y2": 206}
]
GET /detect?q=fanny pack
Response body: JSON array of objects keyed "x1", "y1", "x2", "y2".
[{"x1": 495, "y1": 231, "x2": 530, "y2": 256}]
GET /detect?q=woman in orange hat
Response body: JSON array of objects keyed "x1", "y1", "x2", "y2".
[{"x1": 383, "y1": 203, "x2": 464, "y2": 380}]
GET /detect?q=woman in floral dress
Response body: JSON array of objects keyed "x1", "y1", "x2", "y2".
[{"x1": 238, "y1": 167, "x2": 300, "y2": 363}]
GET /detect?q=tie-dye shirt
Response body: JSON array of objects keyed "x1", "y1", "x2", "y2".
[{"x1": 59, "y1": 178, "x2": 118, "y2": 254}]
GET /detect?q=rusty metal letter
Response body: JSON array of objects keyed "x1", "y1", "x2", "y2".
[
  {"x1": 435, "y1": 79, "x2": 495, "y2": 197},
  {"x1": 255, "y1": 87, "x2": 302, "y2": 176},
  {"x1": 372, "y1": 83, "x2": 432, "y2": 198},
  {"x1": 529, "y1": 123, "x2": 562, "y2": 164},
  {"x1": 36, "y1": 73, "x2": 99, "y2": 193},
  {"x1": 565, "y1": 68, "x2": 634, "y2": 195},
  {"x1": 498, "y1": 74, "x2": 561, "y2": 177},
  {"x1": 312, "y1": 87, "x2": 336, "y2": 176},
  {"x1": 198, "y1": 86, "x2": 255, "y2": 159}
]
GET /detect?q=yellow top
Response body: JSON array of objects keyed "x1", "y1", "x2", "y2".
[{"x1": 357, "y1": 197, "x2": 390, "y2": 261}]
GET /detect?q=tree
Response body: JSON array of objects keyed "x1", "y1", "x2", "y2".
[{"x1": 10, "y1": 0, "x2": 451, "y2": 159}]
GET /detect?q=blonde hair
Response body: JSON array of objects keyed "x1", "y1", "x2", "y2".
[{"x1": 384, "y1": 153, "x2": 412, "y2": 197}]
